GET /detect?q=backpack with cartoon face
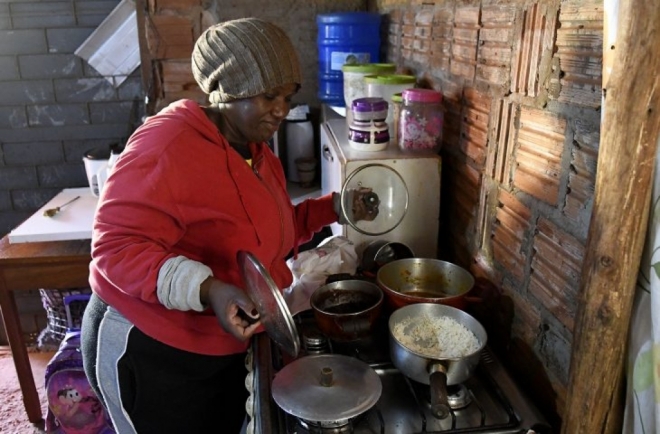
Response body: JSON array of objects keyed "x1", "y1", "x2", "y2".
[{"x1": 44, "y1": 295, "x2": 114, "y2": 434}]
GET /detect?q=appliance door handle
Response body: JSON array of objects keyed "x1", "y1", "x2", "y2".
[{"x1": 322, "y1": 144, "x2": 334, "y2": 163}]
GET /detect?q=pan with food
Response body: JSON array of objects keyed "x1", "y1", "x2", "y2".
[{"x1": 388, "y1": 303, "x2": 487, "y2": 419}]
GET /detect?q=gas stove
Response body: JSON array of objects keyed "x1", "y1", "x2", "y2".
[{"x1": 245, "y1": 311, "x2": 552, "y2": 434}]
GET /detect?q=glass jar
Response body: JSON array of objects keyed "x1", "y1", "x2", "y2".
[{"x1": 398, "y1": 88, "x2": 444, "y2": 152}]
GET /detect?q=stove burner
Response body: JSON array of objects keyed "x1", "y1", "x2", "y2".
[
  {"x1": 297, "y1": 417, "x2": 353, "y2": 433},
  {"x1": 415, "y1": 381, "x2": 472, "y2": 412},
  {"x1": 446, "y1": 384, "x2": 472, "y2": 409},
  {"x1": 251, "y1": 310, "x2": 552, "y2": 434},
  {"x1": 302, "y1": 328, "x2": 330, "y2": 355}
]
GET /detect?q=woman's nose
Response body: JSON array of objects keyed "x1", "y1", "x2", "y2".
[{"x1": 272, "y1": 98, "x2": 290, "y2": 119}]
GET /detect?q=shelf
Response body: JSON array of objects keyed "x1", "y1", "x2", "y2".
[{"x1": 287, "y1": 181, "x2": 322, "y2": 205}]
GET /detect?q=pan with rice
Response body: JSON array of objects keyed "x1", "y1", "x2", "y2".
[{"x1": 388, "y1": 303, "x2": 487, "y2": 419}]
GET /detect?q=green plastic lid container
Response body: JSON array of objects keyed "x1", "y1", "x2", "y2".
[
  {"x1": 341, "y1": 63, "x2": 396, "y2": 74},
  {"x1": 363, "y1": 74, "x2": 416, "y2": 85}
]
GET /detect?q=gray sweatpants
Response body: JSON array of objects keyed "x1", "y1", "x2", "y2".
[{"x1": 82, "y1": 297, "x2": 249, "y2": 433}]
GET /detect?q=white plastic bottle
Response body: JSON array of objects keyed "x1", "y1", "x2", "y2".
[{"x1": 100, "y1": 144, "x2": 122, "y2": 194}]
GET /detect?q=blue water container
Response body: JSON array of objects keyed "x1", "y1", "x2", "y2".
[{"x1": 317, "y1": 12, "x2": 381, "y2": 107}]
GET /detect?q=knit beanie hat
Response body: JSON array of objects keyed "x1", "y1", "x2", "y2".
[{"x1": 192, "y1": 18, "x2": 302, "y2": 104}]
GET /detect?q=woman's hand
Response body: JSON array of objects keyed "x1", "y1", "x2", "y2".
[
  {"x1": 351, "y1": 187, "x2": 379, "y2": 221},
  {"x1": 200, "y1": 277, "x2": 261, "y2": 341},
  {"x1": 333, "y1": 188, "x2": 380, "y2": 224}
]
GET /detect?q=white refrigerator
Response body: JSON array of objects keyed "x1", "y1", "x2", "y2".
[{"x1": 320, "y1": 118, "x2": 442, "y2": 258}]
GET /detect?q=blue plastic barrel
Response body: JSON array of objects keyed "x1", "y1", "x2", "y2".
[{"x1": 317, "y1": 12, "x2": 381, "y2": 107}]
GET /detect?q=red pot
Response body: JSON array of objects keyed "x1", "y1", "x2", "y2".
[{"x1": 310, "y1": 280, "x2": 384, "y2": 341}]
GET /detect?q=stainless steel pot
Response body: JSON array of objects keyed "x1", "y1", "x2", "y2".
[{"x1": 388, "y1": 303, "x2": 487, "y2": 419}]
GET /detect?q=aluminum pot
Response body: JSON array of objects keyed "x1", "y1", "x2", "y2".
[
  {"x1": 376, "y1": 258, "x2": 476, "y2": 310},
  {"x1": 388, "y1": 303, "x2": 487, "y2": 419},
  {"x1": 310, "y1": 280, "x2": 383, "y2": 341}
]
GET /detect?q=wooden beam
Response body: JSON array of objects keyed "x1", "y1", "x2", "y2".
[
  {"x1": 562, "y1": 0, "x2": 660, "y2": 431},
  {"x1": 135, "y1": 0, "x2": 156, "y2": 114}
]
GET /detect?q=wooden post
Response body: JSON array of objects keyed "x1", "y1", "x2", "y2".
[
  {"x1": 561, "y1": 0, "x2": 660, "y2": 431},
  {"x1": 134, "y1": 0, "x2": 155, "y2": 115}
]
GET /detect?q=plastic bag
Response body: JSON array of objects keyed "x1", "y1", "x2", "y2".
[{"x1": 284, "y1": 236, "x2": 359, "y2": 315}]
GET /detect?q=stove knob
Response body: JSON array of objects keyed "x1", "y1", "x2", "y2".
[
  {"x1": 245, "y1": 371, "x2": 254, "y2": 390},
  {"x1": 245, "y1": 394, "x2": 254, "y2": 418}
]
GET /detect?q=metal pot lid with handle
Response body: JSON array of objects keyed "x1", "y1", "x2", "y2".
[
  {"x1": 237, "y1": 250, "x2": 300, "y2": 357},
  {"x1": 272, "y1": 354, "x2": 382, "y2": 423},
  {"x1": 340, "y1": 163, "x2": 409, "y2": 236}
]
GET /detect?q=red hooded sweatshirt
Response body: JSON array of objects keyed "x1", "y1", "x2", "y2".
[{"x1": 89, "y1": 99, "x2": 337, "y2": 355}]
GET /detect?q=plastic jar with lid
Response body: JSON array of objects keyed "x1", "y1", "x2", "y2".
[
  {"x1": 342, "y1": 63, "x2": 395, "y2": 124},
  {"x1": 398, "y1": 88, "x2": 444, "y2": 152},
  {"x1": 348, "y1": 97, "x2": 390, "y2": 152},
  {"x1": 390, "y1": 92, "x2": 403, "y2": 148},
  {"x1": 351, "y1": 97, "x2": 388, "y2": 122},
  {"x1": 364, "y1": 74, "x2": 416, "y2": 139}
]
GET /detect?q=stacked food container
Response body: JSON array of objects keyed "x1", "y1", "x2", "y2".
[{"x1": 364, "y1": 74, "x2": 416, "y2": 143}]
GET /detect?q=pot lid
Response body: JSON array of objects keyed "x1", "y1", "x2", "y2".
[
  {"x1": 351, "y1": 97, "x2": 388, "y2": 113},
  {"x1": 340, "y1": 164, "x2": 409, "y2": 236},
  {"x1": 272, "y1": 354, "x2": 382, "y2": 422},
  {"x1": 237, "y1": 251, "x2": 300, "y2": 357},
  {"x1": 402, "y1": 88, "x2": 443, "y2": 104}
]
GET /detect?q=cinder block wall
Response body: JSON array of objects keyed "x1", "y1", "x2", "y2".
[
  {"x1": 0, "y1": 0, "x2": 145, "y2": 342},
  {"x1": 0, "y1": 0, "x2": 145, "y2": 237}
]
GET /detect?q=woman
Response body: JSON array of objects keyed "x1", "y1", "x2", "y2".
[{"x1": 81, "y1": 18, "x2": 375, "y2": 433}]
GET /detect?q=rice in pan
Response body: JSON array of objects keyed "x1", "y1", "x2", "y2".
[{"x1": 392, "y1": 314, "x2": 480, "y2": 358}]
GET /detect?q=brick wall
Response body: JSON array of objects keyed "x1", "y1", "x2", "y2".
[
  {"x1": 376, "y1": 0, "x2": 604, "y2": 428},
  {"x1": 141, "y1": 0, "x2": 368, "y2": 113},
  {"x1": 1, "y1": 0, "x2": 605, "y2": 428}
]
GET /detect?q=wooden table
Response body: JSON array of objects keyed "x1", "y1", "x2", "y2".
[{"x1": 0, "y1": 235, "x2": 91, "y2": 423}]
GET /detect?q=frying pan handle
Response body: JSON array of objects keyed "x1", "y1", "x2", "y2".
[{"x1": 429, "y1": 365, "x2": 450, "y2": 419}]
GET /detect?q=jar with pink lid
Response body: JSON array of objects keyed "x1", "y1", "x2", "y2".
[{"x1": 398, "y1": 88, "x2": 444, "y2": 152}]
